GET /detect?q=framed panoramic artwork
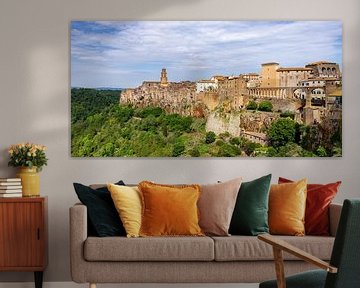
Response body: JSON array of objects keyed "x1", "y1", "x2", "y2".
[{"x1": 71, "y1": 21, "x2": 342, "y2": 157}]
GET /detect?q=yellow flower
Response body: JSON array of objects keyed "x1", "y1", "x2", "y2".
[
  {"x1": 8, "y1": 142, "x2": 48, "y2": 170},
  {"x1": 37, "y1": 145, "x2": 46, "y2": 151}
]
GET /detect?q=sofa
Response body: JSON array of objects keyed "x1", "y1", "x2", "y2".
[{"x1": 70, "y1": 201, "x2": 342, "y2": 287}]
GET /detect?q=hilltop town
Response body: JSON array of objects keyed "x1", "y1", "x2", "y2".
[{"x1": 121, "y1": 61, "x2": 342, "y2": 145}]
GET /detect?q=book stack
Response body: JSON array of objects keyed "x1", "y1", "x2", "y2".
[{"x1": 0, "y1": 178, "x2": 22, "y2": 197}]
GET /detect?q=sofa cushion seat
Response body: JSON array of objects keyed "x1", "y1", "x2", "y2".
[
  {"x1": 84, "y1": 236, "x2": 215, "y2": 262},
  {"x1": 212, "y1": 236, "x2": 334, "y2": 261}
]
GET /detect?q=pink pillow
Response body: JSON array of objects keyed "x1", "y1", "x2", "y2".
[{"x1": 198, "y1": 178, "x2": 242, "y2": 236}]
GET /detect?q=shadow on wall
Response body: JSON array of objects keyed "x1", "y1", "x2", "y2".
[
  {"x1": 0, "y1": 0, "x2": 205, "y2": 283},
  {"x1": 0, "y1": 149, "x2": 10, "y2": 177}
]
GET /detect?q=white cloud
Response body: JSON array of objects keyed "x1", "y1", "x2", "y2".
[{"x1": 71, "y1": 21, "x2": 342, "y2": 88}]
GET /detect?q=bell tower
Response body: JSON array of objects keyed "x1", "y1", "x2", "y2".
[{"x1": 160, "y1": 68, "x2": 168, "y2": 87}]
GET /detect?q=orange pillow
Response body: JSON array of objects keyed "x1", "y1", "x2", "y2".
[
  {"x1": 269, "y1": 179, "x2": 307, "y2": 236},
  {"x1": 138, "y1": 181, "x2": 204, "y2": 237}
]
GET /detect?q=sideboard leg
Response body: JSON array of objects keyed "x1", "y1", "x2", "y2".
[
  {"x1": 34, "y1": 271, "x2": 43, "y2": 288},
  {"x1": 90, "y1": 283, "x2": 97, "y2": 288}
]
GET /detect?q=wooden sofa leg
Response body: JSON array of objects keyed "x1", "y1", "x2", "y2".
[{"x1": 89, "y1": 283, "x2": 97, "y2": 288}]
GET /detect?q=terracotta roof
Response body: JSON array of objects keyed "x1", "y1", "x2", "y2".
[
  {"x1": 306, "y1": 61, "x2": 337, "y2": 65},
  {"x1": 262, "y1": 62, "x2": 279, "y2": 66},
  {"x1": 300, "y1": 77, "x2": 339, "y2": 82},
  {"x1": 277, "y1": 67, "x2": 312, "y2": 71},
  {"x1": 242, "y1": 73, "x2": 259, "y2": 76}
]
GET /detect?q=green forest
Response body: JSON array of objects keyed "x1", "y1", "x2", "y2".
[{"x1": 71, "y1": 88, "x2": 342, "y2": 157}]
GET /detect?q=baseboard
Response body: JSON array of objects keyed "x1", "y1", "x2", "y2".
[{"x1": 0, "y1": 282, "x2": 259, "y2": 288}]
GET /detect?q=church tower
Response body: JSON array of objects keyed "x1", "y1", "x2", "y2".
[{"x1": 160, "y1": 68, "x2": 168, "y2": 87}]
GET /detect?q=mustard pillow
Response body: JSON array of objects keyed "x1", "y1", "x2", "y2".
[
  {"x1": 138, "y1": 181, "x2": 204, "y2": 237},
  {"x1": 269, "y1": 179, "x2": 307, "y2": 236},
  {"x1": 107, "y1": 183, "x2": 142, "y2": 238}
]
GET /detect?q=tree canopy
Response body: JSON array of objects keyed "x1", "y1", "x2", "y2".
[
  {"x1": 267, "y1": 118, "x2": 296, "y2": 148},
  {"x1": 71, "y1": 88, "x2": 341, "y2": 157}
]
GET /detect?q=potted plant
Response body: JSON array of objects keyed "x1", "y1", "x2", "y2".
[{"x1": 8, "y1": 143, "x2": 48, "y2": 197}]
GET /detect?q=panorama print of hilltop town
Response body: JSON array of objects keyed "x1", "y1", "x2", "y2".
[{"x1": 71, "y1": 21, "x2": 342, "y2": 157}]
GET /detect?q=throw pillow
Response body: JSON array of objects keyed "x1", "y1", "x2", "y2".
[
  {"x1": 198, "y1": 177, "x2": 242, "y2": 236},
  {"x1": 229, "y1": 174, "x2": 272, "y2": 236},
  {"x1": 138, "y1": 181, "x2": 203, "y2": 237},
  {"x1": 73, "y1": 181, "x2": 126, "y2": 237},
  {"x1": 107, "y1": 183, "x2": 142, "y2": 238},
  {"x1": 269, "y1": 179, "x2": 307, "y2": 236},
  {"x1": 279, "y1": 177, "x2": 341, "y2": 236}
]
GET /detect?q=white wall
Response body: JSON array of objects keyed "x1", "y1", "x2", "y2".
[{"x1": 0, "y1": 0, "x2": 359, "y2": 283}]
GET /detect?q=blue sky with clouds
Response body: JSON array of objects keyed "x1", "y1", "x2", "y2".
[{"x1": 71, "y1": 21, "x2": 342, "y2": 88}]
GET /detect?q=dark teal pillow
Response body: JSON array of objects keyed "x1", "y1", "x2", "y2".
[
  {"x1": 73, "y1": 181, "x2": 126, "y2": 237},
  {"x1": 229, "y1": 174, "x2": 272, "y2": 236}
]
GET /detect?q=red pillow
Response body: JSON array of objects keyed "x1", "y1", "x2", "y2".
[{"x1": 278, "y1": 177, "x2": 341, "y2": 236}]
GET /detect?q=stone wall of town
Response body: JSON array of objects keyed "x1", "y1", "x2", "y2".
[
  {"x1": 205, "y1": 111, "x2": 280, "y2": 137},
  {"x1": 121, "y1": 81, "x2": 205, "y2": 117}
]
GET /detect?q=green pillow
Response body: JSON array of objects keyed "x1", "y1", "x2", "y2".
[{"x1": 229, "y1": 174, "x2": 272, "y2": 236}]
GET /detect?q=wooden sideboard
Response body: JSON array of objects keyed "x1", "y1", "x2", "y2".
[{"x1": 0, "y1": 197, "x2": 48, "y2": 288}]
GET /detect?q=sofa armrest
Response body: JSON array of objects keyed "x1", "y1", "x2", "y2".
[
  {"x1": 329, "y1": 203, "x2": 342, "y2": 237},
  {"x1": 69, "y1": 203, "x2": 88, "y2": 283}
]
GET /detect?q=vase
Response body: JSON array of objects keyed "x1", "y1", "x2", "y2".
[{"x1": 16, "y1": 167, "x2": 40, "y2": 197}]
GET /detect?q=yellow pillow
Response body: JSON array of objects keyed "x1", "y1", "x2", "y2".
[
  {"x1": 107, "y1": 183, "x2": 142, "y2": 238},
  {"x1": 269, "y1": 179, "x2": 307, "y2": 236},
  {"x1": 138, "y1": 181, "x2": 204, "y2": 237}
]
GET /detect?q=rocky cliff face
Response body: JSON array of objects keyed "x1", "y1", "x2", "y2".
[
  {"x1": 260, "y1": 98, "x2": 302, "y2": 113},
  {"x1": 205, "y1": 112, "x2": 241, "y2": 136},
  {"x1": 239, "y1": 111, "x2": 279, "y2": 132},
  {"x1": 205, "y1": 111, "x2": 280, "y2": 136}
]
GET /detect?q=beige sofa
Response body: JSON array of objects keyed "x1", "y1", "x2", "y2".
[{"x1": 70, "y1": 203, "x2": 342, "y2": 287}]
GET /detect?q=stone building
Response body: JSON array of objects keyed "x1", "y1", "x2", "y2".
[
  {"x1": 242, "y1": 131, "x2": 268, "y2": 146},
  {"x1": 218, "y1": 76, "x2": 248, "y2": 99},
  {"x1": 241, "y1": 73, "x2": 260, "y2": 88},
  {"x1": 160, "y1": 68, "x2": 168, "y2": 87},
  {"x1": 196, "y1": 79, "x2": 218, "y2": 93},
  {"x1": 210, "y1": 75, "x2": 226, "y2": 83},
  {"x1": 277, "y1": 67, "x2": 312, "y2": 87},
  {"x1": 297, "y1": 78, "x2": 341, "y2": 105},
  {"x1": 121, "y1": 69, "x2": 199, "y2": 116},
  {"x1": 305, "y1": 61, "x2": 341, "y2": 79},
  {"x1": 242, "y1": 73, "x2": 259, "y2": 81},
  {"x1": 260, "y1": 62, "x2": 280, "y2": 87},
  {"x1": 327, "y1": 88, "x2": 342, "y2": 109}
]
